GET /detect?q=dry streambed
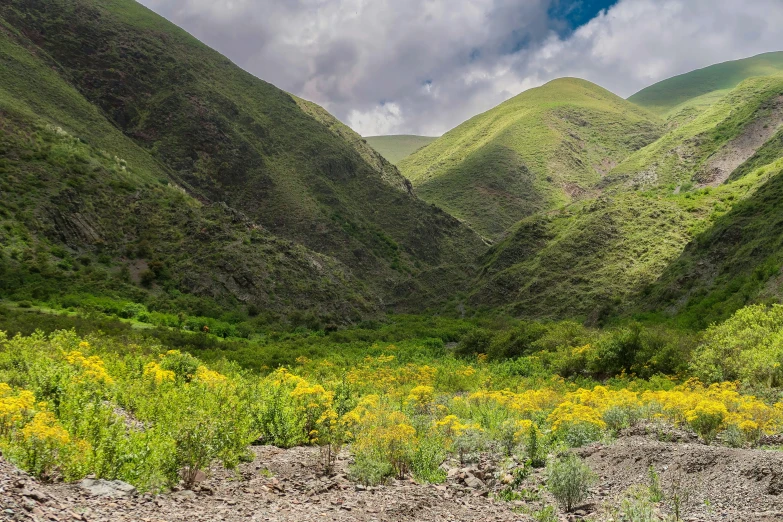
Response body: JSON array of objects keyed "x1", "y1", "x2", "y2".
[{"x1": 2, "y1": 433, "x2": 783, "y2": 522}]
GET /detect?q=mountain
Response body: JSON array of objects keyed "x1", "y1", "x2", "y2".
[
  {"x1": 468, "y1": 74, "x2": 783, "y2": 322},
  {"x1": 635, "y1": 158, "x2": 783, "y2": 328},
  {"x1": 629, "y1": 51, "x2": 783, "y2": 116},
  {"x1": 364, "y1": 135, "x2": 438, "y2": 165},
  {"x1": 399, "y1": 78, "x2": 663, "y2": 239},
  {"x1": 0, "y1": 0, "x2": 484, "y2": 319},
  {"x1": 611, "y1": 75, "x2": 783, "y2": 188}
]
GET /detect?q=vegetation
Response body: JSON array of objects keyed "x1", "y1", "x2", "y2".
[
  {"x1": 4, "y1": 1, "x2": 783, "y2": 518},
  {"x1": 468, "y1": 74, "x2": 783, "y2": 324},
  {"x1": 399, "y1": 78, "x2": 662, "y2": 239},
  {"x1": 364, "y1": 135, "x2": 438, "y2": 165},
  {"x1": 0, "y1": 0, "x2": 484, "y2": 322},
  {"x1": 546, "y1": 454, "x2": 596, "y2": 512},
  {"x1": 2, "y1": 302, "x2": 783, "y2": 499},
  {"x1": 629, "y1": 51, "x2": 783, "y2": 116}
]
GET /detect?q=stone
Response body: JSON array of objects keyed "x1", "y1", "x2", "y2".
[
  {"x1": 77, "y1": 479, "x2": 137, "y2": 498},
  {"x1": 463, "y1": 474, "x2": 484, "y2": 489}
]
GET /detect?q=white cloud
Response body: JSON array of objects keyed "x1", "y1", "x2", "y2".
[{"x1": 137, "y1": 0, "x2": 783, "y2": 136}]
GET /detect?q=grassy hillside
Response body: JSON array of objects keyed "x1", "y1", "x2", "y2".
[
  {"x1": 610, "y1": 75, "x2": 783, "y2": 189},
  {"x1": 635, "y1": 158, "x2": 783, "y2": 328},
  {"x1": 469, "y1": 169, "x2": 772, "y2": 321},
  {"x1": 364, "y1": 135, "x2": 438, "y2": 165},
  {"x1": 469, "y1": 77, "x2": 783, "y2": 322},
  {"x1": 629, "y1": 51, "x2": 783, "y2": 116},
  {"x1": 0, "y1": 26, "x2": 376, "y2": 321},
  {"x1": 0, "y1": 0, "x2": 485, "y2": 314},
  {"x1": 399, "y1": 78, "x2": 662, "y2": 239}
]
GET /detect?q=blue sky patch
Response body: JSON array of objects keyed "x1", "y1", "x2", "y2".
[{"x1": 549, "y1": 0, "x2": 619, "y2": 33}]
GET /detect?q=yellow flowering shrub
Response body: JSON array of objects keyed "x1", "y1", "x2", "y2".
[
  {"x1": 143, "y1": 362, "x2": 175, "y2": 384},
  {"x1": 64, "y1": 350, "x2": 114, "y2": 385},
  {"x1": 686, "y1": 400, "x2": 728, "y2": 444},
  {"x1": 406, "y1": 385, "x2": 435, "y2": 412},
  {"x1": 0, "y1": 384, "x2": 36, "y2": 436},
  {"x1": 547, "y1": 401, "x2": 606, "y2": 434},
  {"x1": 194, "y1": 366, "x2": 227, "y2": 387}
]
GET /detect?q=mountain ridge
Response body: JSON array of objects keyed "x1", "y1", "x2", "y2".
[{"x1": 399, "y1": 77, "x2": 663, "y2": 239}]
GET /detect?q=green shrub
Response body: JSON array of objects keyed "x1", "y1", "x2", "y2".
[
  {"x1": 410, "y1": 435, "x2": 447, "y2": 483},
  {"x1": 690, "y1": 304, "x2": 783, "y2": 386},
  {"x1": 546, "y1": 454, "x2": 596, "y2": 512},
  {"x1": 349, "y1": 453, "x2": 392, "y2": 486},
  {"x1": 455, "y1": 328, "x2": 493, "y2": 357}
]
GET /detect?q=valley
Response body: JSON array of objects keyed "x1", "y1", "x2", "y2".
[{"x1": 1, "y1": 1, "x2": 783, "y2": 521}]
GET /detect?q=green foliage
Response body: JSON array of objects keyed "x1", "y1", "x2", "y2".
[
  {"x1": 0, "y1": 0, "x2": 484, "y2": 321},
  {"x1": 629, "y1": 51, "x2": 783, "y2": 115},
  {"x1": 546, "y1": 453, "x2": 597, "y2": 512},
  {"x1": 690, "y1": 304, "x2": 783, "y2": 386},
  {"x1": 617, "y1": 484, "x2": 659, "y2": 522},
  {"x1": 400, "y1": 78, "x2": 663, "y2": 239},
  {"x1": 410, "y1": 434, "x2": 447, "y2": 483}
]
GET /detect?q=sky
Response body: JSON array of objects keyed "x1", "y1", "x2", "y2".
[{"x1": 137, "y1": 0, "x2": 783, "y2": 136}]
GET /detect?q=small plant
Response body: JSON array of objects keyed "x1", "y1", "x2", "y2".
[
  {"x1": 410, "y1": 434, "x2": 447, "y2": 483},
  {"x1": 175, "y1": 419, "x2": 218, "y2": 489},
  {"x1": 532, "y1": 505, "x2": 558, "y2": 522},
  {"x1": 546, "y1": 453, "x2": 596, "y2": 512},
  {"x1": 348, "y1": 453, "x2": 392, "y2": 486},
  {"x1": 618, "y1": 484, "x2": 658, "y2": 522},
  {"x1": 648, "y1": 464, "x2": 663, "y2": 502},
  {"x1": 526, "y1": 424, "x2": 548, "y2": 468},
  {"x1": 453, "y1": 427, "x2": 486, "y2": 465},
  {"x1": 665, "y1": 469, "x2": 693, "y2": 521},
  {"x1": 722, "y1": 424, "x2": 744, "y2": 448}
]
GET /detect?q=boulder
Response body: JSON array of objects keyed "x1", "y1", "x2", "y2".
[{"x1": 77, "y1": 479, "x2": 137, "y2": 498}]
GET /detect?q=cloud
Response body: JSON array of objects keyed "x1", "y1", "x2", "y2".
[{"x1": 137, "y1": 0, "x2": 783, "y2": 136}]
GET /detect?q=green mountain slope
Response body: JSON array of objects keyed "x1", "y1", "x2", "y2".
[
  {"x1": 634, "y1": 159, "x2": 783, "y2": 328},
  {"x1": 468, "y1": 76, "x2": 783, "y2": 321},
  {"x1": 0, "y1": 0, "x2": 484, "y2": 313},
  {"x1": 0, "y1": 33, "x2": 374, "y2": 320},
  {"x1": 399, "y1": 78, "x2": 663, "y2": 239},
  {"x1": 610, "y1": 76, "x2": 783, "y2": 189},
  {"x1": 629, "y1": 52, "x2": 783, "y2": 116},
  {"x1": 364, "y1": 135, "x2": 438, "y2": 165}
]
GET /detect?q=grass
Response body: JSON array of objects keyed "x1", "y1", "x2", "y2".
[
  {"x1": 399, "y1": 78, "x2": 662, "y2": 239},
  {"x1": 0, "y1": 0, "x2": 484, "y2": 320},
  {"x1": 364, "y1": 135, "x2": 438, "y2": 165},
  {"x1": 468, "y1": 76, "x2": 783, "y2": 323},
  {"x1": 611, "y1": 75, "x2": 783, "y2": 188},
  {"x1": 629, "y1": 51, "x2": 783, "y2": 115}
]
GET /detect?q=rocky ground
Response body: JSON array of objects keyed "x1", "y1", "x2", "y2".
[{"x1": 2, "y1": 430, "x2": 783, "y2": 522}]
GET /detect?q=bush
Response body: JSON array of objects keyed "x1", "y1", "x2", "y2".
[
  {"x1": 174, "y1": 418, "x2": 218, "y2": 489},
  {"x1": 410, "y1": 434, "x2": 447, "y2": 483},
  {"x1": 455, "y1": 328, "x2": 493, "y2": 357},
  {"x1": 690, "y1": 304, "x2": 783, "y2": 387},
  {"x1": 686, "y1": 400, "x2": 727, "y2": 444},
  {"x1": 546, "y1": 454, "x2": 596, "y2": 512},
  {"x1": 349, "y1": 453, "x2": 392, "y2": 486}
]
